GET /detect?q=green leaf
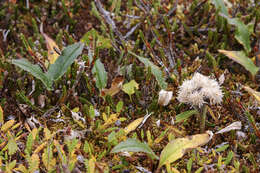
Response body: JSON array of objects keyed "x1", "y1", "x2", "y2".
[
  {"x1": 129, "y1": 51, "x2": 168, "y2": 89},
  {"x1": 175, "y1": 110, "x2": 198, "y2": 123},
  {"x1": 25, "y1": 132, "x2": 34, "y2": 154},
  {"x1": 211, "y1": 0, "x2": 228, "y2": 16},
  {"x1": 116, "y1": 101, "x2": 124, "y2": 113},
  {"x1": 224, "y1": 151, "x2": 234, "y2": 165},
  {"x1": 122, "y1": 80, "x2": 139, "y2": 96},
  {"x1": 6, "y1": 160, "x2": 17, "y2": 172},
  {"x1": 221, "y1": 15, "x2": 252, "y2": 53},
  {"x1": 159, "y1": 132, "x2": 211, "y2": 168},
  {"x1": 81, "y1": 28, "x2": 112, "y2": 49},
  {"x1": 111, "y1": 138, "x2": 159, "y2": 160},
  {"x1": 218, "y1": 50, "x2": 259, "y2": 76},
  {"x1": 66, "y1": 138, "x2": 79, "y2": 153},
  {"x1": 212, "y1": 0, "x2": 252, "y2": 52},
  {"x1": 92, "y1": 59, "x2": 107, "y2": 90},
  {"x1": 12, "y1": 59, "x2": 52, "y2": 90},
  {"x1": 215, "y1": 144, "x2": 229, "y2": 152},
  {"x1": 47, "y1": 42, "x2": 84, "y2": 81},
  {"x1": 7, "y1": 133, "x2": 18, "y2": 155}
]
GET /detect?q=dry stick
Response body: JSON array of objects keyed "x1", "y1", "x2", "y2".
[
  {"x1": 168, "y1": 32, "x2": 176, "y2": 69},
  {"x1": 134, "y1": 0, "x2": 148, "y2": 13},
  {"x1": 95, "y1": 0, "x2": 126, "y2": 44},
  {"x1": 136, "y1": 1, "x2": 171, "y2": 77},
  {"x1": 123, "y1": 22, "x2": 141, "y2": 39}
]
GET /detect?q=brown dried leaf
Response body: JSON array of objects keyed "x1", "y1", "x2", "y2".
[
  {"x1": 42, "y1": 33, "x2": 61, "y2": 64},
  {"x1": 101, "y1": 76, "x2": 124, "y2": 97}
]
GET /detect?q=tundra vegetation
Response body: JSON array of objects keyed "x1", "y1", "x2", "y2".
[{"x1": 0, "y1": 0, "x2": 259, "y2": 172}]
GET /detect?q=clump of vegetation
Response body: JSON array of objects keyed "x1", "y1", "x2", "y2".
[{"x1": 0, "y1": 0, "x2": 259, "y2": 172}]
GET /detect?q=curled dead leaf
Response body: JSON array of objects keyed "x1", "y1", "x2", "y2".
[
  {"x1": 101, "y1": 76, "x2": 124, "y2": 97},
  {"x1": 243, "y1": 85, "x2": 260, "y2": 105},
  {"x1": 42, "y1": 33, "x2": 61, "y2": 64}
]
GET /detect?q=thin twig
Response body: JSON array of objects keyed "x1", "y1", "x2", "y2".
[
  {"x1": 95, "y1": 0, "x2": 125, "y2": 44},
  {"x1": 124, "y1": 22, "x2": 141, "y2": 39}
]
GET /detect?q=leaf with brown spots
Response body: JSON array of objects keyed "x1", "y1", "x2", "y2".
[
  {"x1": 158, "y1": 131, "x2": 213, "y2": 168},
  {"x1": 42, "y1": 33, "x2": 61, "y2": 64}
]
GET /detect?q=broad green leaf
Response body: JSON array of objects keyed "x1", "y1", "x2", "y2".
[
  {"x1": 175, "y1": 110, "x2": 198, "y2": 123},
  {"x1": 81, "y1": 28, "x2": 112, "y2": 49},
  {"x1": 122, "y1": 80, "x2": 139, "y2": 96},
  {"x1": 159, "y1": 132, "x2": 212, "y2": 168},
  {"x1": 0, "y1": 106, "x2": 3, "y2": 124},
  {"x1": 47, "y1": 42, "x2": 84, "y2": 81},
  {"x1": 111, "y1": 138, "x2": 159, "y2": 160},
  {"x1": 218, "y1": 50, "x2": 259, "y2": 76},
  {"x1": 129, "y1": 51, "x2": 168, "y2": 89},
  {"x1": 12, "y1": 59, "x2": 52, "y2": 90},
  {"x1": 221, "y1": 15, "x2": 252, "y2": 53},
  {"x1": 92, "y1": 59, "x2": 107, "y2": 90},
  {"x1": 211, "y1": 0, "x2": 228, "y2": 16}
]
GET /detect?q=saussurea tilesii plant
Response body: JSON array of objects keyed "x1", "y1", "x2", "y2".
[{"x1": 177, "y1": 72, "x2": 223, "y2": 132}]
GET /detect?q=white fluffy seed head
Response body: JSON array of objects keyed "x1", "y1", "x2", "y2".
[{"x1": 177, "y1": 73, "x2": 223, "y2": 108}]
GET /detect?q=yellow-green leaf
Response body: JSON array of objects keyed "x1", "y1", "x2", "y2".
[
  {"x1": 218, "y1": 50, "x2": 259, "y2": 76},
  {"x1": 158, "y1": 131, "x2": 212, "y2": 168},
  {"x1": 28, "y1": 154, "x2": 40, "y2": 172},
  {"x1": 1, "y1": 119, "x2": 15, "y2": 132},
  {"x1": 7, "y1": 132, "x2": 18, "y2": 155},
  {"x1": 101, "y1": 113, "x2": 119, "y2": 129},
  {"x1": 243, "y1": 86, "x2": 260, "y2": 105},
  {"x1": 44, "y1": 127, "x2": 52, "y2": 140},
  {"x1": 5, "y1": 160, "x2": 17, "y2": 173},
  {"x1": 124, "y1": 117, "x2": 144, "y2": 135},
  {"x1": 122, "y1": 80, "x2": 139, "y2": 96},
  {"x1": 16, "y1": 164, "x2": 28, "y2": 173},
  {"x1": 42, "y1": 144, "x2": 56, "y2": 171},
  {"x1": 87, "y1": 156, "x2": 96, "y2": 173}
]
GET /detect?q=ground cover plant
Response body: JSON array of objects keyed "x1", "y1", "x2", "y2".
[{"x1": 0, "y1": 0, "x2": 260, "y2": 172}]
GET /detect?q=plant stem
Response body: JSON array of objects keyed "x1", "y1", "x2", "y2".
[{"x1": 200, "y1": 105, "x2": 208, "y2": 133}]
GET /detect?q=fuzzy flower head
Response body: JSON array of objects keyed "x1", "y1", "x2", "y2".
[{"x1": 177, "y1": 73, "x2": 223, "y2": 108}]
